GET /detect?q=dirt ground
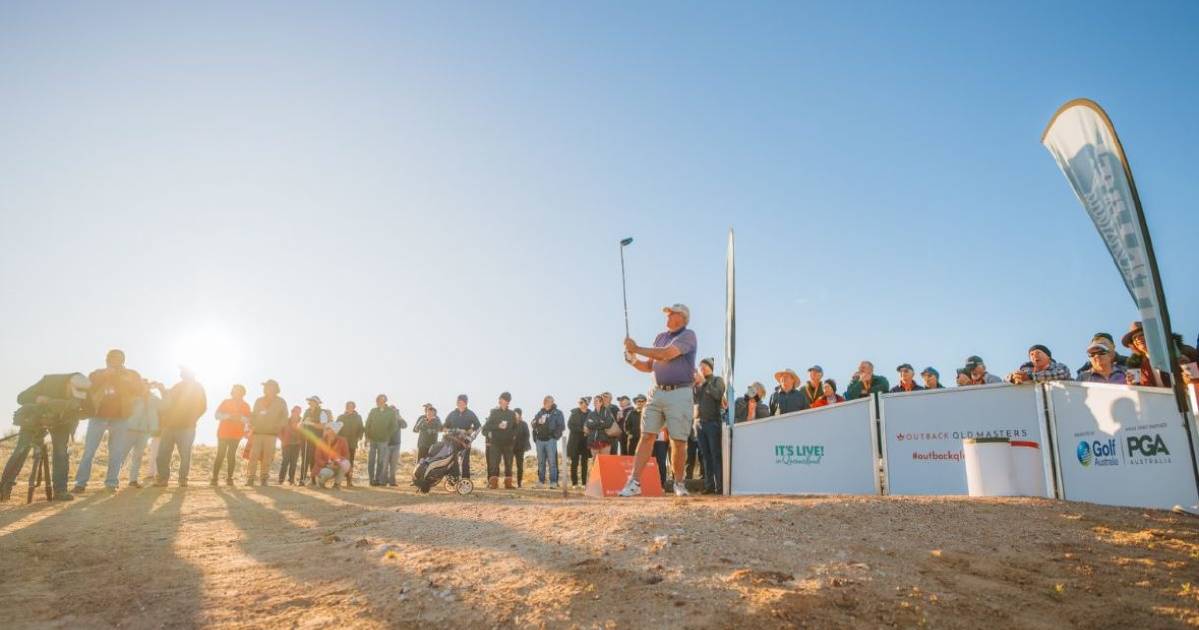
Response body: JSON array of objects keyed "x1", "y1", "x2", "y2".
[{"x1": 1, "y1": 445, "x2": 1198, "y2": 629}]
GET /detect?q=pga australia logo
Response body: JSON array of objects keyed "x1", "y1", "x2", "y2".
[
  {"x1": 774, "y1": 444, "x2": 824, "y2": 466},
  {"x1": 1126, "y1": 433, "x2": 1171, "y2": 465},
  {"x1": 1076, "y1": 439, "x2": 1119, "y2": 468}
]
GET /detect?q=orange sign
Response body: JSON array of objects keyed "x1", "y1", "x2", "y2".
[{"x1": 585, "y1": 454, "x2": 664, "y2": 497}]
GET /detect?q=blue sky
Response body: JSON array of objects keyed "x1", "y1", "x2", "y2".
[{"x1": 2, "y1": 2, "x2": 1197, "y2": 445}]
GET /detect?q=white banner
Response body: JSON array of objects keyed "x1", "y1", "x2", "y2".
[
  {"x1": 1048, "y1": 381, "x2": 1199, "y2": 510},
  {"x1": 880, "y1": 384, "x2": 1052, "y2": 496},
  {"x1": 1042, "y1": 99, "x2": 1173, "y2": 379},
  {"x1": 730, "y1": 398, "x2": 877, "y2": 495}
]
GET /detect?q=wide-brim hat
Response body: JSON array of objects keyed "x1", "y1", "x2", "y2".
[
  {"x1": 1121, "y1": 321, "x2": 1144, "y2": 348},
  {"x1": 774, "y1": 368, "x2": 800, "y2": 384}
]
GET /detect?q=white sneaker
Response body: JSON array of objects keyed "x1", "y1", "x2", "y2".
[
  {"x1": 533, "y1": 482, "x2": 546, "y2": 489},
  {"x1": 549, "y1": 482, "x2": 559, "y2": 489},
  {"x1": 618, "y1": 479, "x2": 642, "y2": 497},
  {"x1": 673, "y1": 483, "x2": 689, "y2": 497}
]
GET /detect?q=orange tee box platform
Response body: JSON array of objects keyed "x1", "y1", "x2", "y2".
[{"x1": 585, "y1": 454, "x2": 664, "y2": 497}]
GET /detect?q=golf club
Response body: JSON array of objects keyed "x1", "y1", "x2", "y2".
[{"x1": 619, "y1": 237, "x2": 634, "y2": 339}]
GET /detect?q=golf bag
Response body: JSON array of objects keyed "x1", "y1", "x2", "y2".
[{"x1": 412, "y1": 428, "x2": 474, "y2": 493}]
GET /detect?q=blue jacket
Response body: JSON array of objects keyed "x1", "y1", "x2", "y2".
[{"x1": 530, "y1": 406, "x2": 565, "y2": 441}]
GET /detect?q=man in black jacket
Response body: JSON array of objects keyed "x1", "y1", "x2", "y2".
[
  {"x1": 443, "y1": 394, "x2": 481, "y2": 479},
  {"x1": 530, "y1": 396, "x2": 565, "y2": 489},
  {"x1": 2, "y1": 373, "x2": 91, "y2": 501},
  {"x1": 566, "y1": 397, "x2": 590, "y2": 489},
  {"x1": 483, "y1": 392, "x2": 518, "y2": 489},
  {"x1": 512, "y1": 408, "x2": 531, "y2": 488},
  {"x1": 336, "y1": 401, "x2": 364, "y2": 487}
]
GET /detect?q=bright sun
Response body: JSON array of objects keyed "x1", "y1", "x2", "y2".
[{"x1": 173, "y1": 326, "x2": 239, "y2": 388}]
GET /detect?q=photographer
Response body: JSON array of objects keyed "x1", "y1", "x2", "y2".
[{"x1": 1, "y1": 373, "x2": 91, "y2": 502}]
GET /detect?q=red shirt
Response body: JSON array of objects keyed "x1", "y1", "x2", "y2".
[
  {"x1": 810, "y1": 395, "x2": 844, "y2": 408},
  {"x1": 313, "y1": 436, "x2": 349, "y2": 474}
]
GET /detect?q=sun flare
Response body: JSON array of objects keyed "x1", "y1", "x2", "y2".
[{"x1": 173, "y1": 325, "x2": 239, "y2": 389}]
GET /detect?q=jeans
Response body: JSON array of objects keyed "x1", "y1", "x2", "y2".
[
  {"x1": 367, "y1": 441, "x2": 388, "y2": 484},
  {"x1": 75, "y1": 418, "x2": 128, "y2": 489},
  {"x1": 535, "y1": 439, "x2": 558, "y2": 484},
  {"x1": 386, "y1": 444, "x2": 400, "y2": 485},
  {"x1": 123, "y1": 430, "x2": 149, "y2": 482},
  {"x1": 698, "y1": 421, "x2": 722, "y2": 493},
  {"x1": 317, "y1": 464, "x2": 345, "y2": 487},
  {"x1": 1, "y1": 425, "x2": 72, "y2": 494},
  {"x1": 146, "y1": 436, "x2": 160, "y2": 479},
  {"x1": 278, "y1": 443, "x2": 300, "y2": 483},
  {"x1": 156, "y1": 426, "x2": 196, "y2": 484},
  {"x1": 213, "y1": 438, "x2": 240, "y2": 481}
]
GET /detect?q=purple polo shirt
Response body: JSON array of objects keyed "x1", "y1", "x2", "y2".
[{"x1": 651, "y1": 327, "x2": 697, "y2": 387}]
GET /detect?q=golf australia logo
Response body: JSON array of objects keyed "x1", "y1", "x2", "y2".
[
  {"x1": 774, "y1": 444, "x2": 824, "y2": 466},
  {"x1": 1076, "y1": 439, "x2": 1119, "y2": 467}
]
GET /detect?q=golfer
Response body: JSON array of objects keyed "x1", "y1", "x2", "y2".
[{"x1": 620, "y1": 303, "x2": 697, "y2": 497}]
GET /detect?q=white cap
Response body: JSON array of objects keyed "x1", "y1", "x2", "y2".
[{"x1": 662, "y1": 303, "x2": 690, "y2": 321}]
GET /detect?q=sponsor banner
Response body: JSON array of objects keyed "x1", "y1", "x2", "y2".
[
  {"x1": 730, "y1": 397, "x2": 876, "y2": 495},
  {"x1": 1042, "y1": 100, "x2": 1174, "y2": 380},
  {"x1": 880, "y1": 384, "x2": 1052, "y2": 496},
  {"x1": 1049, "y1": 381, "x2": 1199, "y2": 510}
]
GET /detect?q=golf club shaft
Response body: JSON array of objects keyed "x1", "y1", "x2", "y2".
[{"x1": 620, "y1": 245, "x2": 630, "y2": 338}]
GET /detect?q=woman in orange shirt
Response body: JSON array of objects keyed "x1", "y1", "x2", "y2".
[{"x1": 212, "y1": 384, "x2": 251, "y2": 486}]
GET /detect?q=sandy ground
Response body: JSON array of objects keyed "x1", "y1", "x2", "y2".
[{"x1": 1, "y1": 444, "x2": 1198, "y2": 628}]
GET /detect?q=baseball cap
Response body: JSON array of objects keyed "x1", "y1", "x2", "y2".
[
  {"x1": 633, "y1": 394, "x2": 647, "y2": 402},
  {"x1": 1087, "y1": 336, "x2": 1115, "y2": 354},
  {"x1": 920, "y1": 367, "x2": 939, "y2": 378},
  {"x1": 457, "y1": 394, "x2": 468, "y2": 403},
  {"x1": 807, "y1": 365, "x2": 823, "y2": 373},
  {"x1": 966, "y1": 355, "x2": 985, "y2": 365},
  {"x1": 306, "y1": 395, "x2": 322, "y2": 405},
  {"x1": 662, "y1": 303, "x2": 690, "y2": 320},
  {"x1": 896, "y1": 363, "x2": 914, "y2": 372}
]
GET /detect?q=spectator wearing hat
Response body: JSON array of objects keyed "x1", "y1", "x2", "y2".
[
  {"x1": 211, "y1": 384, "x2": 250, "y2": 487},
  {"x1": 1074, "y1": 334, "x2": 1130, "y2": 375},
  {"x1": 1123, "y1": 322, "x2": 1173, "y2": 387},
  {"x1": 364, "y1": 395, "x2": 399, "y2": 486},
  {"x1": 965, "y1": 356, "x2": 1003, "y2": 385},
  {"x1": 620, "y1": 302, "x2": 700, "y2": 498},
  {"x1": 512, "y1": 408, "x2": 531, "y2": 488},
  {"x1": 920, "y1": 367, "x2": 945, "y2": 389},
  {"x1": 444, "y1": 394, "x2": 481, "y2": 478},
  {"x1": 693, "y1": 357, "x2": 726, "y2": 495},
  {"x1": 1008, "y1": 345, "x2": 1072, "y2": 384},
  {"x1": 810, "y1": 380, "x2": 845, "y2": 407},
  {"x1": 734, "y1": 382, "x2": 769, "y2": 423},
  {"x1": 247, "y1": 380, "x2": 287, "y2": 486},
  {"x1": 531, "y1": 396, "x2": 565, "y2": 489},
  {"x1": 483, "y1": 392, "x2": 519, "y2": 489},
  {"x1": 75, "y1": 349, "x2": 142, "y2": 493},
  {"x1": 336, "y1": 401, "x2": 364, "y2": 487},
  {"x1": 566, "y1": 397, "x2": 591, "y2": 488},
  {"x1": 890, "y1": 364, "x2": 924, "y2": 393},
  {"x1": 1, "y1": 372, "x2": 91, "y2": 502},
  {"x1": 770, "y1": 368, "x2": 808, "y2": 415},
  {"x1": 626, "y1": 394, "x2": 646, "y2": 456},
  {"x1": 298, "y1": 396, "x2": 325, "y2": 486},
  {"x1": 154, "y1": 367, "x2": 207, "y2": 488},
  {"x1": 1078, "y1": 335, "x2": 1129, "y2": 384},
  {"x1": 413, "y1": 404, "x2": 443, "y2": 462},
  {"x1": 845, "y1": 361, "x2": 889, "y2": 400},
  {"x1": 800, "y1": 366, "x2": 824, "y2": 407},
  {"x1": 277, "y1": 406, "x2": 303, "y2": 484}
]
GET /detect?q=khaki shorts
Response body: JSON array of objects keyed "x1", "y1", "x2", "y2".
[{"x1": 641, "y1": 386, "x2": 692, "y2": 441}]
